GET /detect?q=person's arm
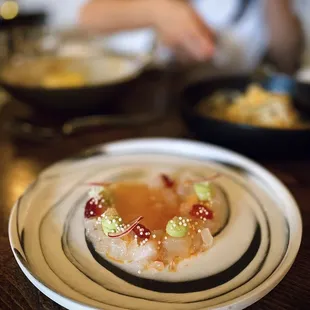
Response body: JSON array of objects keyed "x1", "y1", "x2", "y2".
[
  {"x1": 79, "y1": 0, "x2": 214, "y2": 61},
  {"x1": 265, "y1": 0, "x2": 304, "y2": 74},
  {"x1": 79, "y1": 0, "x2": 153, "y2": 33}
]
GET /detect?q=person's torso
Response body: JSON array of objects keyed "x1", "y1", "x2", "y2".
[{"x1": 106, "y1": 0, "x2": 269, "y2": 76}]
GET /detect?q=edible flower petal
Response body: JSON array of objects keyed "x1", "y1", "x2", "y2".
[
  {"x1": 87, "y1": 182, "x2": 111, "y2": 187},
  {"x1": 185, "y1": 173, "x2": 220, "y2": 186},
  {"x1": 161, "y1": 174, "x2": 174, "y2": 188}
]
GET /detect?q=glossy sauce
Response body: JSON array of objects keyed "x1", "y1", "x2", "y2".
[{"x1": 111, "y1": 183, "x2": 180, "y2": 230}]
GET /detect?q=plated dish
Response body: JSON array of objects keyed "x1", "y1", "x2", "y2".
[
  {"x1": 84, "y1": 171, "x2": 227, "y2": 275},
  {"x1": 9, "y1": 139, "x2": 302, "y2": 309}
]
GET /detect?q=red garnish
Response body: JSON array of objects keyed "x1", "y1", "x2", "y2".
[
  {"x1": 84, "y1": 198, "x2": 106, "y2": 218},
  {"x1": 190, "y1": 204, "x2": 214, "y2": 220},
  {"x1": 133, "y1": 223, "x2": 151, "y2": 240},
  {"x1": 161, "y1": 174, "x2": 174, "y2": 188},
  {"x1": 108, "y1": 216, "x2": 143, "y2": 238}
]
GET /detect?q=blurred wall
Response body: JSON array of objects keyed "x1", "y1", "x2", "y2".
[
  {"x1": 295, "y1": 0, "x2": 310, "y2": 67},
  {"x1": 18, "y1": 0, "x2": 86, "y2": 27}
]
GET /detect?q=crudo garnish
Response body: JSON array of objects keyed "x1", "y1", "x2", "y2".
[
  {"x1": 133, "y1": 223, "x2": 151, "y2": 240},
  {"x1": 84, "y1": 198, "x2": 106, "y2": 218},
  {"x1": 101, "y1": 215, "x2": 122, "y2": 235},
  {"x1": 190, "y1": 203, "x2": 214, "y2": 220},
  {"x1": 108, "y1": 216, "x2": 143, "y2": 238},
  {"x1": 166, "y1": 216, "x2": 189, "y2": 238},
  {"x1": 84, "y1": 171, "x2": 222, "y2": 274}
]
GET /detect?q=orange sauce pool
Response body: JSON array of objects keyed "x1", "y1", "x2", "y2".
[{"x1": 111, "y1": 183, "x2": 180, "y2": 230}]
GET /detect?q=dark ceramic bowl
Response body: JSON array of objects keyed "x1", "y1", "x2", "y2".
[
  {"x1": 0, "y1": 28, "x2": 149, "y2": 114},
  {"x1": 0, "y1": 56, "x2": 145, "y2": 114},
  {"x1": 181, "y1": 76, "x2": 310, "y2": 159},
  {"x1": 295, "y1": 82, "x2": 310, "y2": 115}
]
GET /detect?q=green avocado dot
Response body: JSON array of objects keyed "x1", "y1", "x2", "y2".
[
  {"x1": 102, "y1": 215, "x2": 122, "y2": 235},
  {"x1": 194, "y1": 182, "x2": 213, "y2": 201},
  {"x1": 166, "y1": 216, "x2": 189, "y2": 238}
]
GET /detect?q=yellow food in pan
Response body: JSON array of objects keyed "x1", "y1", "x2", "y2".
[
  {"x1": 198, "y1": 84, "x2": 308, "y2": 129},
  {"x1": 42, "y1": 71, "x2": 86, "y2": 88}
]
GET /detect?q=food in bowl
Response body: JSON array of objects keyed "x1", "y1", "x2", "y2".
[
  {"x1": 0, "y1": 54, "x2": 142, "y2": 89},
  {"x1": 42, "y1": 71, "x2": 86, "y2": 88},
  {"x1": 84, "y1": 170, "x2": 228, "y2": 274},
  {"x1": 198, "y1": 84, "x2": 309, "y2": 129}
]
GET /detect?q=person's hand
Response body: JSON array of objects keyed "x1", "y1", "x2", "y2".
[{"x1": 151, "y1": 0, "x2": 215, "y2": 61}]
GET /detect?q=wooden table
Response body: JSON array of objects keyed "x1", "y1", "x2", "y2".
[{"x1": 0, "y1": 72, "x2": 309, "y2": 310}]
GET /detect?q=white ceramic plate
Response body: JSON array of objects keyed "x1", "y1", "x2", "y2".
[{"x1": 9, "y1": 138, "x2": 302, "y2": 310}]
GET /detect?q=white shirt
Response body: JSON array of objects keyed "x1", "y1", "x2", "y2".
[{"x1": 18, "y1": 0, "x2": 269, "y2": 76}]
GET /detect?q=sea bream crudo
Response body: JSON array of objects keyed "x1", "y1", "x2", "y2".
[{"x1": 84, "y1": 171, "x2": 228, "y2": 274}]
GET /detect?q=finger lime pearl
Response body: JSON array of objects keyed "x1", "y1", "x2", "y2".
[
  {"x1": 194, "y1": 182, "x2": 213, "y2": 201},
  {"x1": 166, "y1": 217, "x2": 189, "y2": 238},
  {"x1": 102, "y1": 215, "x2": 122, "y2": 235}
]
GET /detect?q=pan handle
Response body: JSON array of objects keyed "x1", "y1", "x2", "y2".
[{"x1": 62, "y1": 112, "x2": 161, "y2": 135}]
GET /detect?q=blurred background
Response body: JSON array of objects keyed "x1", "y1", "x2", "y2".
[{"x1": 0, "y1": 0, "x2": 310, "y2": 156}]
